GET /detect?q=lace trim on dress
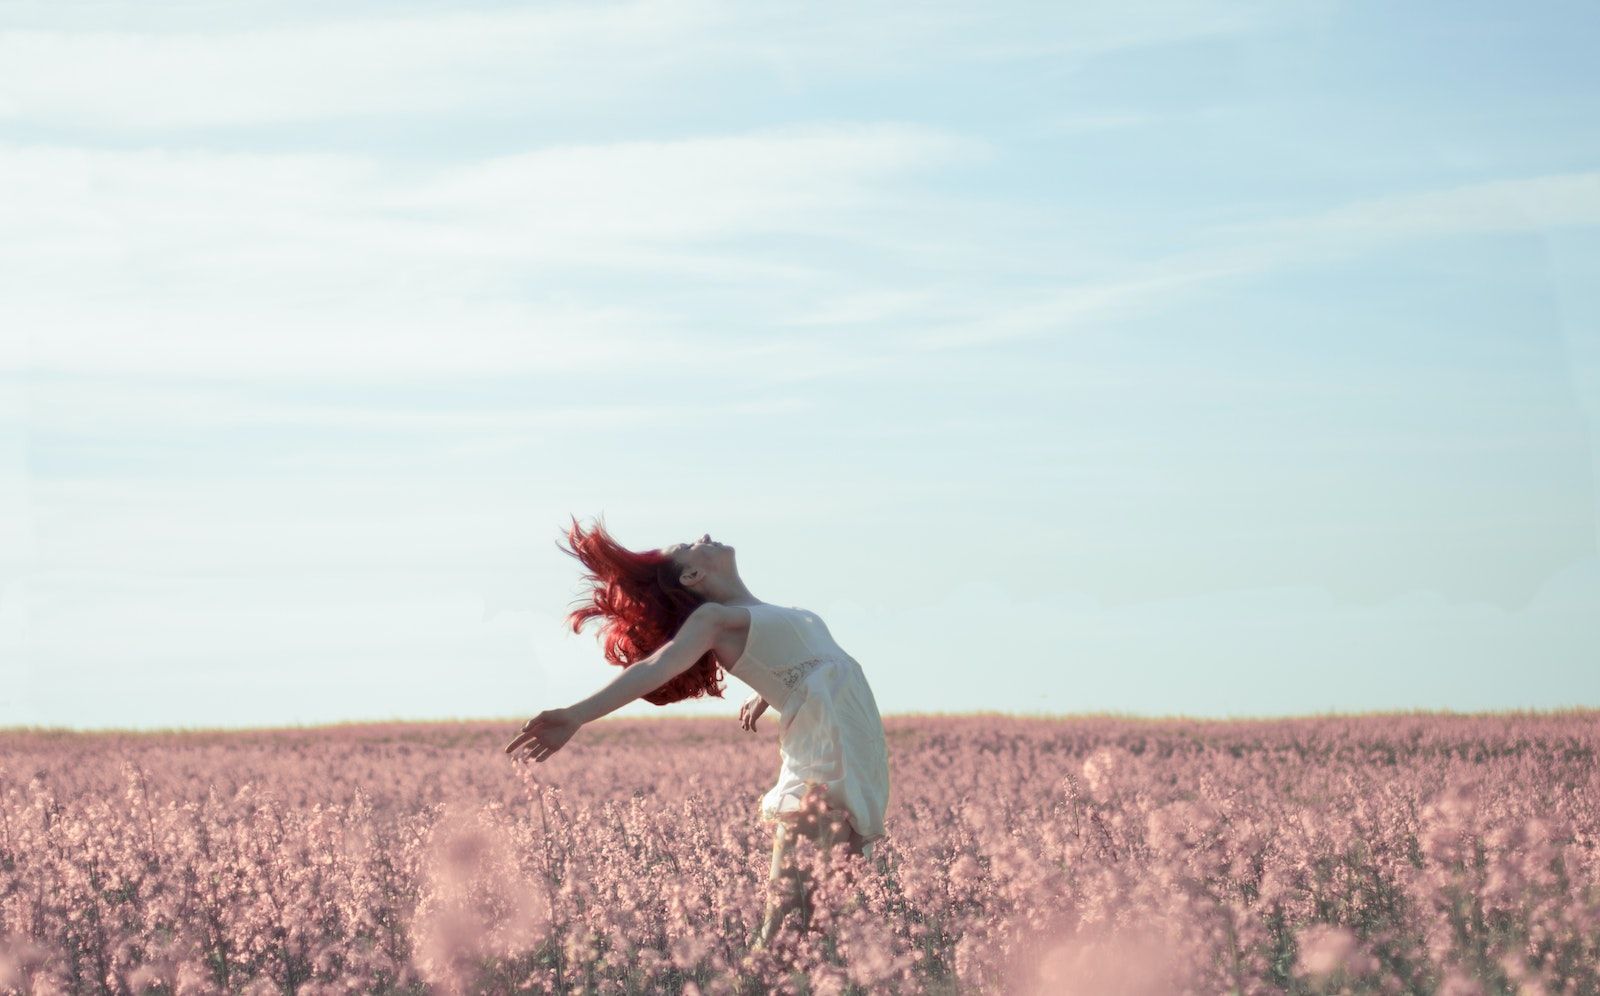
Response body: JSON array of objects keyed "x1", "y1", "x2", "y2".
[{"x1": 773, "y1": 654, "x2": 853, "y2": 691}]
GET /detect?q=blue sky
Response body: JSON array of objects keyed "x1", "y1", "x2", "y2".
[{"x1": 1, "y1": 0, "x2": 1596, "y2": 729}]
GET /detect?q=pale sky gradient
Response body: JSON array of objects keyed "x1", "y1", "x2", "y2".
[{"x1": 2, "y1": 0, "x2": 1597, "y2": 730}]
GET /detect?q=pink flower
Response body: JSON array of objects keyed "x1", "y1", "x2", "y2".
[{"x1": 1295, "y1": 924, "x2": 1378, "y2": 979}]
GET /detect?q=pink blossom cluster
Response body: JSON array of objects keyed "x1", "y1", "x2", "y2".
[{"x1": 0, "y1": 711, "x2": 1596, "y2": 994}]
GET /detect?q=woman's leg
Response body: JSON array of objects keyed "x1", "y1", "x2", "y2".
[
  {"x1": 758, "y1": 818, "x2": 802, "y2": 947},
  {"x1": 758, "y1": 801, "x2": 868, "y2": 945}
]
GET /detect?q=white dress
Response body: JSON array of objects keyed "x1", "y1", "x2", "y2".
[{"x1": 726, "y1": 603, "x2": 890, "y2": 851}]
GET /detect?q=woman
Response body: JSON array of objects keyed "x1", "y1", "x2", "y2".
[{"x1": 503, "y1": 515, "x2": 891, "y2": 947}]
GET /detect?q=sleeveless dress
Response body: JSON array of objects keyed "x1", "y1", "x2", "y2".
[{"x1": 726, "y1": 603, "x2": 891, "y2": 851}]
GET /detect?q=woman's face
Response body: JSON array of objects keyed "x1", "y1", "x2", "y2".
[{"x1": 663, "y1": 533, "x2": 734, "y2": 578}]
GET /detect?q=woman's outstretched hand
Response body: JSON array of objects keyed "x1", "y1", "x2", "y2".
[
  {"x1": 740, "y1": 693, "x2": 769, "y2": 732},
  {"x1": 505, "y1": 707, "x2": 582, "y2": 762}
]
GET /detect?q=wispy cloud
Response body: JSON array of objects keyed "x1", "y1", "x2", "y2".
[
  {"x1": 0, "y1": 123, "x2": 984, "y2": 378},
  {"x1": 386, "y1": 123, "x2": 987, "y2": 242},
  {"x1": 1219, "y1": 170, "x2": 1600, "y2": 244},
  {"x1": 0, "y1": 2, "x2": 722, "y2": 128},
  {"x1": 895, "y1": 252, "x2": 1267, "y2": 350},
  {"x1": 18, "y1": 374, "x2": 811, "y2": 434},
  {"x1": 892, "y1": 170, "x2": 1600, "y2": 350},
  {"x1": 0, "y1": 0, "x2": 1305, "y2": 129}
]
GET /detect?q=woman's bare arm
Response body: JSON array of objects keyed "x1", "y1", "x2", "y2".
[
  {"x1": 566, "y1": 603, "x2": 723, "y2": 724},
  {"x1": 505, "y1": 604, "x2": 726, "y2": 761}
]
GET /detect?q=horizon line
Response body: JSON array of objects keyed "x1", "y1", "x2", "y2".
[{"x1": 6, "y1": 705, "x2": 1597, "y2": 736}]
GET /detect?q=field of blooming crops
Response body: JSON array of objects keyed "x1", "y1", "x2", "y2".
[{"x1": 1, "y1": 711, "x2": 1596, "y2": 995}]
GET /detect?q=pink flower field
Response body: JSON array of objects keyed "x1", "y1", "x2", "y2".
[{"x1": 1, "y1": 711, "x2": 1596, "y2": 995}]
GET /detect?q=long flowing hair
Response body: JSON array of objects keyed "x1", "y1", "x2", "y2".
[{"x1": 556, "y1": 514, "x2": 727, "y2": 706}]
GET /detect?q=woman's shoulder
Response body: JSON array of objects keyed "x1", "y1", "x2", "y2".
[
  {"x1": 695, "y1": 601, "x2": 770, "y2": 628},
  {"x1": 699, "y1": 600, "x2": 806, "y2": 630}
]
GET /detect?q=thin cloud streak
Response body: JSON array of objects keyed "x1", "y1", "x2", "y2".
[
  {"x1": 0, "y1": 0, "x2": 1300, "y2": 129},
  {"x1": 0, "y1": 2, "x2": 719, "y2": 128},
  {"x1": 893, "y1": 170, "x2": 1600, "y2": 351},
  {"x1": 0, "y1": 124, "x2": 981, "y2": 266},
  {"x1": 1218, "y1": 170, "x2": 1600, "y2": 244},
  {"x1": 0, "y1": 124, "x2": 984, "y2": 378},
  {"x1": 15, "y1": 376, "x2": 811, "y2": 434}
]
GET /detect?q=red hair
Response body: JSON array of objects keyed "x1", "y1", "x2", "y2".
[{"x1": 555, "y1": 514, "x2": 727, "y2": 706}]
